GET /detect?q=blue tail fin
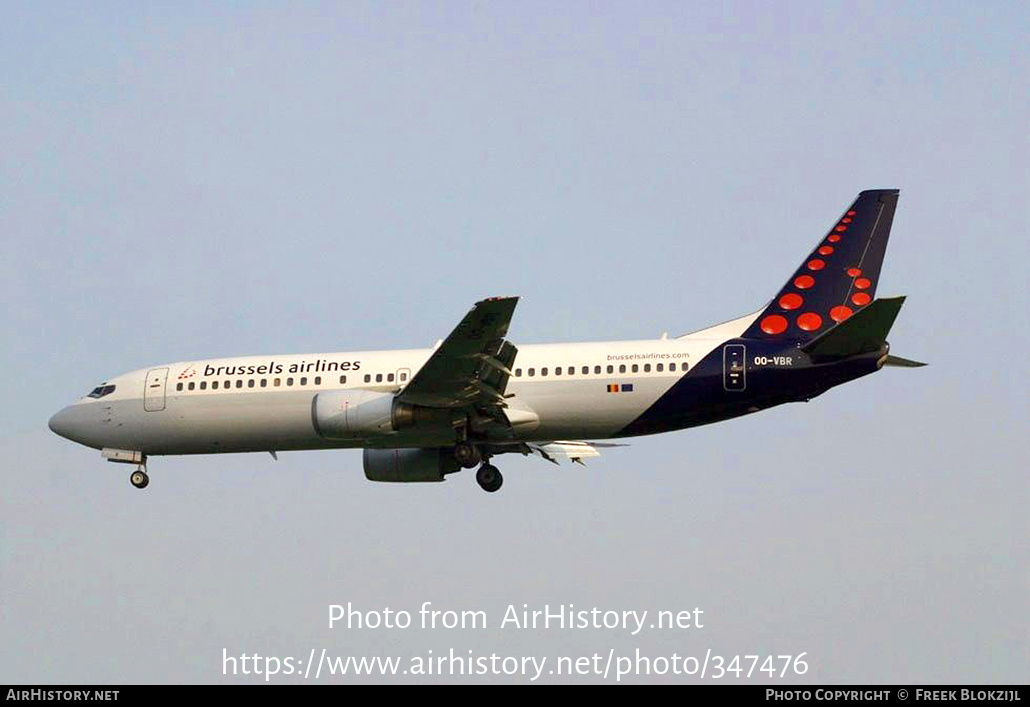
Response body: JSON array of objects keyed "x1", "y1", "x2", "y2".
[{"x1": 742, "y1": 189, "x2": 900, "y2": 340}]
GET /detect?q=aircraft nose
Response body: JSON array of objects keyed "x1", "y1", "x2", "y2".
[
  {"x1": 48, "y1": 405, "x2": 89, "y2": 443},
  {"x1": 49, "y1": 407, "x2": 72, "y2": 438}
]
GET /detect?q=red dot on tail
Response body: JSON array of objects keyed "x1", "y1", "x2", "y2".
[
  {"x1": 794, "y1": 275, "x2": 815, "y2": 289},
  {"x1": 842, "y1": 217, "x2": 852, "y2": 224},
  {"x1": 847, "y1": 267, "x2": 862, "y2": 277},
  {"x1": 855, "y1": 277, "x2": 871, "y2": 289},
  {"x1": 852, "y1": 292, "x2": 871, "y2": 306},
  {"x1": 834, "y1": 225, "x2": 847, "y2": 232},
  {"x1": 761, "y1": 315, "x2": 788, "y2": 335},
  {"x1": 828, "y1": 235, "x2": 841, "y2": 243},
  {"x1": 818, "y1": 245, "x2": 834, "y2": 255},
  {"x1": 797, "y1": 312, "x2": 823, "y2": 331},
  {"x1": 830, "y1": 305, "x2": 854, "y2": 322},
  {"x1": 807, "y1": 259, "x2": 826, "y2": 271},
  {"x1": 779, "y1": 293, "x2": 803, "y2": 310},
  {"x1": 847, "y1": 210, "x2": 857, "y2": 216}
]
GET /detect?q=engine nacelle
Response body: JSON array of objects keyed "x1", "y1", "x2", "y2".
[
  {"x1": 313, "y1": 389, "x2": 459, "y2": 439},
  {"x1": 363, "y1": 448, "x2": 459, "y2": 483},
  {"x1": 312, "y1": 390, "x2": 396, "y2": 438}
]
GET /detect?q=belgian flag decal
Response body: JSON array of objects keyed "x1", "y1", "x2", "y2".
[{"x1": 607, "y1": 383, "x2": 633, "y2": 393}]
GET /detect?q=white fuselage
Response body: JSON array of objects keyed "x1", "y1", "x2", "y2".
[{"x1": 50, "y1": 311, "x2": 759, "y2": 456}]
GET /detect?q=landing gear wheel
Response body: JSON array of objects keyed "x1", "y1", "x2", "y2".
[
  {"x1": 454, "y1": 441, "x2": 482, "y2": 469},
  {"x1": 476, "y1": 464, "x2": 503, "y2": 493},
  {"x1": 130, "y1": 470, "x2": 149, "y2": 489}
]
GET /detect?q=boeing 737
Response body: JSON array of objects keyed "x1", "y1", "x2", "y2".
[{"x1": 49, "y1": 189, "x2": 924, "y2": 492}]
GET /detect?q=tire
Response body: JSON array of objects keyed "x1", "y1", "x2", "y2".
[
  {"x1": 455, "y1": 442, "x2": 482, "y2": 469},
  {"x1": 476, "y1": 464, "x2": 503, "y2": 493}
]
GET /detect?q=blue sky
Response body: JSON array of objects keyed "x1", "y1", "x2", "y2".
[{"x1": 2, "y1": 2, "x2": 1027, "y2": 683}]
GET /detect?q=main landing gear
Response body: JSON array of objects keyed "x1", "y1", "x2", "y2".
[
  {"x1": 476, "y1": 463, "x2": 503, "y2": 493},
  {"x1": 454, "y1": 440, "x2": 502, "y2": 493},
  {"x1": 129, "y1": 467, "x2": 150, "y2": 489},
  {"x1": 454, "y1": 441, "x2": 482, "y2": 469}
]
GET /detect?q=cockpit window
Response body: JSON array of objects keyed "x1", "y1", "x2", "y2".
[{"x1": 86, "y1": 385, "x2": 116, "y2": 399}]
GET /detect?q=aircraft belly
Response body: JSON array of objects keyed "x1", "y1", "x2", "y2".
[
  {"x1": 128, "y1": 392, "x2": 459, "y2": 455},
  {"x1": 135, "y1": 392, "x2": 327, "y2": 454}
]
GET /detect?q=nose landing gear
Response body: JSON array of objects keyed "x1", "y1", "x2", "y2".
[
  {"x1": 130, "y1": 467, "x2": 150, "y2": 489},
  {"x1": 475, "y1": 463, "x2": 503, "y2": 493}
]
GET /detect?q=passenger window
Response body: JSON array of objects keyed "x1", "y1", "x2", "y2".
[
  {"x1": 287, "y1": 378, "x2": 294, "y2": 386},
  {"x1": 644, "y1": 364, "x2": 651, "y2": 372},
  {"x1": 681, "y1": 363, "x2": 688, "y2": 372},
  {"x1": 236, "y1": 380, "x2": 243, "y2": 388},
  {"x1": 400, "y1": 372, "x2": 407, "y2": 381},
  {"x1": 632, "y1": 364, "x2": 638, "y2": 373},
  {"x1": 619, "y1": 364, "x2": 626, "y2": 373},
  {"x1": 260, "y1": 379, "x2": 267, "y2": 387},
  {"x1": 176, "y1": 382, "x2": 183, "y2": 391},
  {"x1": 607, "y1": 365, "x2": 614, "y2": 374},
  {"x1": 657, "y1": 363, "x2": 664, "y2": 372},
  {"x1": 568, "y1": 366, "x2": 574, "y2": 375},
  {"x1": 274, "y1": 378, "x2": 281, "y2": 387},
  {"x1": 541, "y1": 368, "x2": 548, "y2": 376},
  {"x1": 669, "y1": 362, "x2": 676, "y2": 372},
  {"x1": 375, "y1": 373, "x2": 383, "y2": 383},
  {"x1": 339, "y1": 375, "x2": 347, "y2": 384},
  {"x1": 582, "y1": 366, "x2": 589, "y2": 375},
  {"x1": 364, "y1": 374, "x2": 371, "y2": 383},
  {"x1": 248, "y1": 379, "x2": 255, "y2": 388},
  {"x1": 387, "y1": 373, "x2": 394, "y2": 382},
  {"x1": 224, "y1": 380, "x2": 230, "y2": 389},
  {"x1": 199, "y1": 381, "x2": 207, "y2": 390},
  {"x1": 554, "y1": 367, "x2": 561, "y2": 376},
  {"x1": 515, "y1": 369, "x2": 522, "y2": 377},
  {"x1": 300, "y1": 377, "x2": 307, "y2": 385},
  {"x1": 315, "y1": 376, "x2": 321, "y2": 385},
  {"x1": 594, "y1": 365, "x2": 601, "y2": 374},
  {"x1": 188, "y1": 382, "x2": 195, "y2": 390},
  {"x1": 212, "y1": 381, "x2": 219, "y2": 390},
  {"x1": 528, "y1": 368, "x2": 535, "y2": 377}
]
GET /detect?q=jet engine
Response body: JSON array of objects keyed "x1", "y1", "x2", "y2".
[
  {"x1": 312, "y1": 390, "x2": 457, "y2": 439},
  {"x1": 363, "y1": 448, "x2": 459, "y2": 483},
  {"x1": 312, "y1": 390, "x2": 396, "y2": 438}
]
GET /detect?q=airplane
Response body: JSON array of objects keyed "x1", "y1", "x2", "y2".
[{"x1": 49, "y1": 189, "x2": 925, "y2": 493}]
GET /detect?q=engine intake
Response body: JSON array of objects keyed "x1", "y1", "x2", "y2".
[{"x1": 363, "y1": 448, "x2": 459, "y2": 483}]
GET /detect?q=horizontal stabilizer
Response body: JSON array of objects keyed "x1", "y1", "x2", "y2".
[
  {"x1": 802, "y1": 296, "x2": 906, "y2": 360},
  {"x1": 884, "y1": 355, "x2": 927, "y2": 368}
]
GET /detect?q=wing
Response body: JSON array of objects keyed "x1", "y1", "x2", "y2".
[
  {"x1": 530, "y1": 441, "x2": 617, "y2": 465},
  {"x1": 397, "y1": 297, "x2": 519, "y2": 413},
  {"x1": 487, "y1": 440, "x2": 629, "y2": 465}
]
